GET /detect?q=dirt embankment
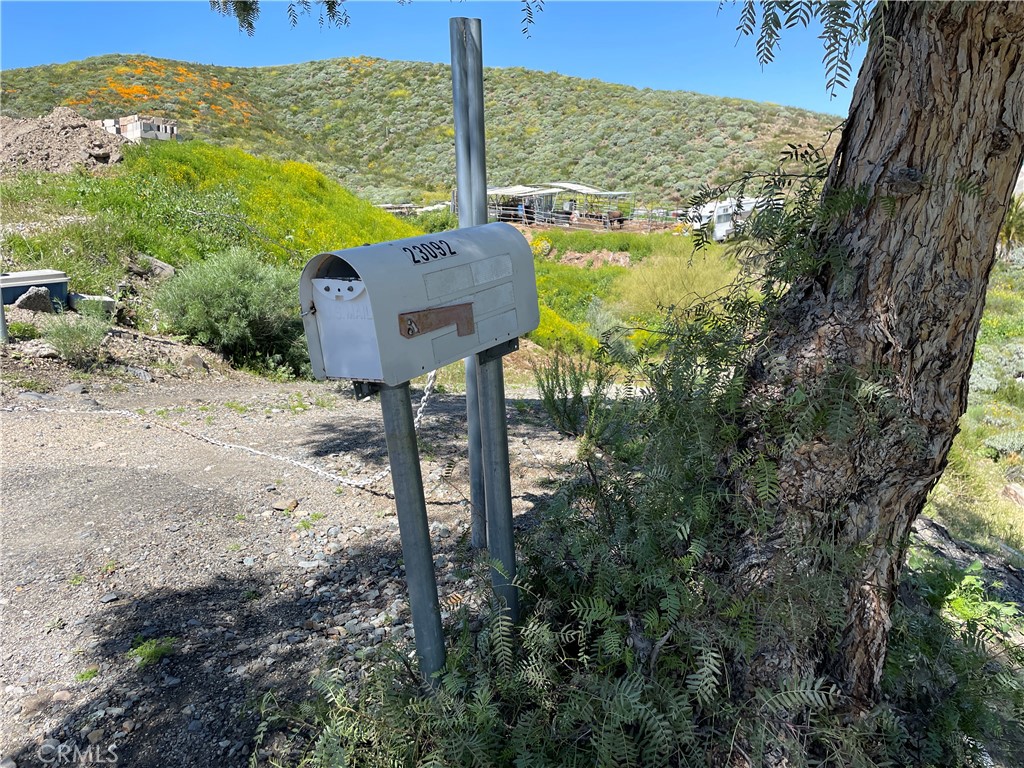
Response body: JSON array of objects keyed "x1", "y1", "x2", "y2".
[{"x1": 0, "y1": 107, "x2": 128, "y2": 177}]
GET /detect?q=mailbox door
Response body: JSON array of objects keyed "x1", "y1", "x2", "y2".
[{"x1": 311, "y1": 278, "x2": 383, "y2": 381}]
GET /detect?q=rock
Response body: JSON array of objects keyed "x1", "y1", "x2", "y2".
[
  {"x1": 161, "y1": 675, "x2": 181, "y2": 687},
  {"x1": 62, "y1": 383, "x2": 88, "y2": 395},
  {"x1": 21, "y1": 690, "x2": 52, "y2": 714},
  {"x1": 18, "y1": 340, "x2": 59, "y2": 359},
  {"x1": 1001, "y1": 483, "x2": 1024, "y2": 507},
  {"x1": 52, "y1": 690, "x2": 73, "y2": 703},
  {"x1": 121, "y1": 365, "x2": 153, "y2": 383},
  {"x1": 17, "y1": 391, "x2": 59, "y2": 402},
  {"x1": 130, "y1": 255, "x2": 175, "y2": 280},
  {"x1": 1, "y1": 755, "x2": 18, "y2": 768},
  {"x1": 181, "y1": 353, "x2": 209, "y2": 373},
  {"x1": 87, "y1": 729, "x2": 104, "y2": 745},
  {"x1": 297, "y1": 560, "x2": 321, "y2": 570},
  {"x1": 99, "y1": 592, "x2": 121, "y2": 604},
  {"x1": 273, "y1": 498, "x2": 299, "y2": 512},
  {"x1": 12, "y1": 286, "x2": 55, "y2": 312},
  {"x1": 121, "y1": 719, "x2": 135, "y2": 733},
  {"x1": 68, "y1": 293, "x2": 116, "y2": 316}
]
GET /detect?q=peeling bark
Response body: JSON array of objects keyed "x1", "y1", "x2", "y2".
[{"x1": 737, "y1": 1, "x2": 1024, "y2": 711}]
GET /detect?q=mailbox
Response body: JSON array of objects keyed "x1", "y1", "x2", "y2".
[{"x1": 300, "y1": 222, "x2": 539, "y2": 386}]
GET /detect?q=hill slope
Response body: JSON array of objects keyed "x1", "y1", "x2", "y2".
[{"x1": 0, "y1": 54, "x2": 842, "y2": 203}]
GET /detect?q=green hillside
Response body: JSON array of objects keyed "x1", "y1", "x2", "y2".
[
  {"x1": 2, "y1": 139, "x2": 419, "y2": 281},
  {"x1": 0, "y1": 54, "x2": 842, "y2": 203}
]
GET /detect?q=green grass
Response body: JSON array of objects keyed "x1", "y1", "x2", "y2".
[
  {"x1": 128, "y1": 635, "x2": 176, "y2": 668},
  {"x1": 534, "y1": 229, "x2": 656, "y2": 262},
  {"x1": 6, "y1": 321, "x2": 40, "y2": 341},
  {"x1": 43, "y1": 309, "x2": 111, "y2": 369},
  {"x1": 1, "y1": 140, "x2": 419, "y2": 305},
  {"x1": 612, "y1": 236, "x2": 736, "y2": 320},
  {"x1": 75, "y1": 667, "x2": 100, "y2": 682}
]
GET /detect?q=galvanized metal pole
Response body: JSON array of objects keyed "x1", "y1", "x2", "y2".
[
  {"x1": 379, "y1": 383, "x2": 446, "y2": 686},
  {"x1": 451, "y1": 17, "x2": 487, "y2": 549},
  {"x1": 476, "y1": 353, "x2": 519, "y2": 621},
  {"x1": 0, "y1": 300, "x2": 8, "y2": 345}
]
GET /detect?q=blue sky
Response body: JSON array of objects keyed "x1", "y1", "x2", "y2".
[{"x1": 0, "y1": 1, "x2": 863, "y2": 116}]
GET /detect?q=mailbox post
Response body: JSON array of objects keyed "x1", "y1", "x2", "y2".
[
  {"x1": 451, "y1": 17, "x2": 489, "y2": 551},
  {"x1": 300, "y1": 223, "x2": 538, "y2": 682}
]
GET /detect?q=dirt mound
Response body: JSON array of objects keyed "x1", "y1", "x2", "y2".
[
  {"x1": 0, "y1": 106, "x2": 128, "y2": 176},
  {"x1": 558, "y1": 249, "x2": 632, "y2": 268}
]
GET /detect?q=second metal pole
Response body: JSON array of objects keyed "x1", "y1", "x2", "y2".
[
  {"x1": 476, "y1": 353, "x2": 519, "y2": 621},
  {"x1": 380, "y1": 383, "x2": 446, "y2": 685},
  {"x1": 451, "y1": 17, "x2": 488, "y2": 549}
]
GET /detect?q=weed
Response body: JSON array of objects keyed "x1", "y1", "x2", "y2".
[
  {"x1": 68, "y1": 574, "x2": 85, "y2": 586},
  {"x1": 75, "y1": 667, "x2": 100, "y2": 683},
  {"x1": 234, "y1": 513, "x2": 247, "y2": 522},
  {"x1": 100, "y1": 560, "x2": 119, "y2": 575},
  {"x1": 43, "y1": 309, "x2": 110, "y2": 369},
  {"x1": 224, "y1": 400, "x2": 249, "y2": 414},
  {"x1": 128, "y1": 636, "x2": 176, "y2": 668},
  {"x1": 6, "y1": 320, "x2": 40, "y2": 341},
  {"x1": 2, "y1": 375, "x2": 51, "y2": 393},
  {"x1": 227, "y1": 542, "x2": 241, "y2": 552},
  {"x1": 296, "y1": 513, "x2": 324, "y2": 532}
]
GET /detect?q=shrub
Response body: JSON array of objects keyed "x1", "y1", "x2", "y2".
[
  {"x1": 538, "y1": 229, "x2": 654, "y2": 261},
  {"x1": 155, "y1": 247, "x2": 308, "y2": 375},
  {"x1": 983, "y1": 430, "x2": 1024, "y2": 457},
  {"x1": 527, "y1": 306, "x2": 596, "y2": 353},
  {"x1": 6, "y1": 320, "x2": 40, "y2": 341},
  {"x1": 411, "y1": 207, "x2": 458, "y2": 233},
  {"x1": 43, "y1": 309, "x2": 111, "y2": 369},
  {"x1": 613, "y1": 238, "x2": 737, "y2": 320},
  {"x1": 532, "y1": 351, "x2": 596, "y2": 436}
]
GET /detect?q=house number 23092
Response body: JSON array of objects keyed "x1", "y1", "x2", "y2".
[{"x1": 403, "y1": 240, "x2": 458, "y2": 265}]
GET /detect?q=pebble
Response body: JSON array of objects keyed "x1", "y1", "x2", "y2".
[
  {"x1": 99, "y1": 592, "x2": 120, "y2": 604},
  {"x1": 87, "y1": 728, "x2": 104, "y2": 745},
  {"x1": 297, "y1": 560, "x2": 320, "y2": 570}
]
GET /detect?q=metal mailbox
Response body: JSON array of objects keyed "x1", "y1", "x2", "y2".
[{"x1": 300, "y1": 222, "x2": 539, "y2": 386}]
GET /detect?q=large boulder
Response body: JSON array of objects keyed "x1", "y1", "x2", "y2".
[{"x1": 12, "y1": 285, "x2": 55, "y2": 313}]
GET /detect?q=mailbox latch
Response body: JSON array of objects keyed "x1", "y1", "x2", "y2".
[{"x1": 399, "y1": 303, "x2": 475, "y2": 339}]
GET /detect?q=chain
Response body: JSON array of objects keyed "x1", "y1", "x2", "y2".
[{"x1": 2, "y1": 372, "x2": 441, "y2": 492}]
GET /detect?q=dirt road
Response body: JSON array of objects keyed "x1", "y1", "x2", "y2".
[{"x1": 0, "y1": 360, "x2": 573, "y2": 768}]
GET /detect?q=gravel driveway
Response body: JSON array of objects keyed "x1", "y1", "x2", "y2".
[{"x1": 0, "y1": 359, "x2": 574, "y2": 768}]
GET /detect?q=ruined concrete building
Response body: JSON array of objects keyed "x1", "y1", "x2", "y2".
[{"x1": 93, "y1": 114, "x2": 177, "y2": 143}]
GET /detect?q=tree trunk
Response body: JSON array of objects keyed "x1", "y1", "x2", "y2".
[{"x1": 738, "y1": 1, "x2": 1024, "y2": 712}]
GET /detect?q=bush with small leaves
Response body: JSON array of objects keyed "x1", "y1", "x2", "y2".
[
  {"x1": 43, "y1": 308, "x2": 110, "y2": 369},
  {"x1": 155, "y1": 247, "x2": 309, "y2": 376}
]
